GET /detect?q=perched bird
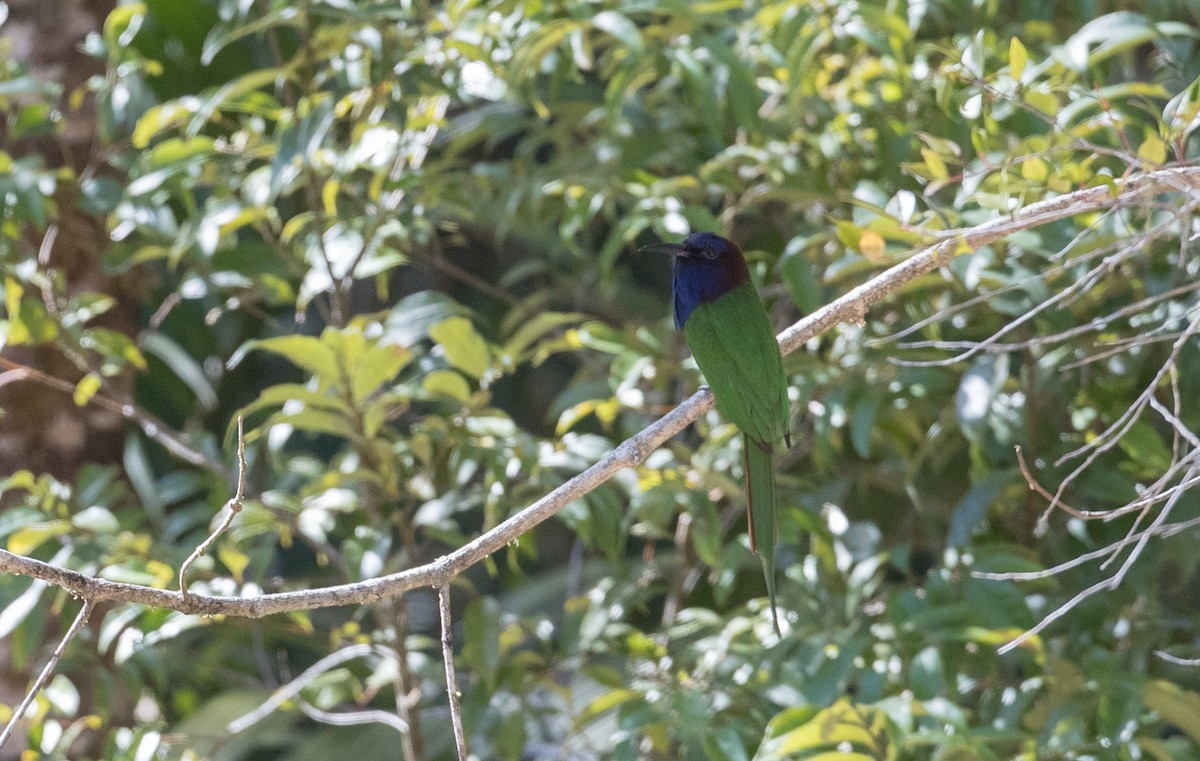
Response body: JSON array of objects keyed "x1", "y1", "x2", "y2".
[{"x1": 643, "y1": 232, "x2": 791, "y2": 633}]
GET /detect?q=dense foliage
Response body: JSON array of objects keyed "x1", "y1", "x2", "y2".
[{"x1": 2, "y1": 0, "x2": 1200, "y2": 758}]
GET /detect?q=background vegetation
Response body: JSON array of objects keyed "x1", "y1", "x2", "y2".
[{"x1": 2, "y1": 0, "x2": 1200, "y2": 758}]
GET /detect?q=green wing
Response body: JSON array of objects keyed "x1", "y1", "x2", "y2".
[
  {"x1": 683, "y1": 281, "x2": 789, "y2": 447},
  {"x1": 683, "y1": 280, "x2": 789, "y2": 634}
]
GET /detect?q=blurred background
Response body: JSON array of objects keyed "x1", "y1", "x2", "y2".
[{"x1": 1, "y1": 0, "x2": 1199, "y2": 758}]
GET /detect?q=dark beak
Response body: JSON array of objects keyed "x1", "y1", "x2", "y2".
[{"x1": 639, "y1": 242, "x2": 688, "y2": 257}]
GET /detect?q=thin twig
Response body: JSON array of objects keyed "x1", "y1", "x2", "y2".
[
  {"x1": 439, "y1": 584, "x2": 468, "y2": 761},
  {"x1": 227, "y1": 643, "x2": 402, "y2": 734},
  {"x1": 1034, "y1": 312, "x2": 1200, "y2": 534},
  {"x1": 389, "y1": 600, "x2": 422, "y2": 761},
  {"x1": 890, "y1": 242, "x2": 1131, "y2": 368},
  {"x1": 1154, "y1": 651, "x2": 1200, "y2": 667},
  {"x1": 0, "y1": 600, "x2": 95, "y2": 751},
  {"x1": 997, "y1": 463, "x2": 1199, "y2": 654},
  {"x1": 180, "y1": 416, "x2": 248, "y2": 601},
  {"x1": 1152, "y1": 394, "x2": 1200, "y2": 450},
  {"x1": 0, "y1": 355, "x2": 224, "y2": 473},
  {"x1": 893, "y1": 281, "x2": 1200, "y2": 355},
  {"x1": 1015, "y1": 446, "x2": 1087, "y2": 519},
  {"x1": 297, "y1": 700, "x2": 410, "y2": 736},
  {"x1": 872, "y1": 208, "x2": 1116, "y2": 346},
  {"x1": 974, "y1": 514, "x2": 1200, "y2": 582}
]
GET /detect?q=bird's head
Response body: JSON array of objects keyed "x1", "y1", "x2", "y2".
[
  {"x1": 641, "y1": 231, "x2": 745, "y2": 266},
  {"x1": 643, "y1": 232, "x2": 752, "y2": 328}
]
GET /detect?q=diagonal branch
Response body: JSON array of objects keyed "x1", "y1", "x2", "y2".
[
  {"x1": 0, "y1": 600, "x2": 95, "y2": 751},
  {"x1": 2, "y1": 164, "x2": 1200, "y2": 618}
]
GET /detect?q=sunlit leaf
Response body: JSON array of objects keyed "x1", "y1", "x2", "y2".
[{"x1": 430, "y1": 316, "x2": 491, "y2": 379}]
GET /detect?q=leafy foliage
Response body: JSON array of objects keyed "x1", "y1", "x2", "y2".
[{"x1": 1, "y1": 0, "x2": 1200, "y2": 759}]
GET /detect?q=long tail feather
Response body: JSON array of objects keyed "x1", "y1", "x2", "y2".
[{"x1": 744, "y1": 435, "x2": 780, "y2": 635}]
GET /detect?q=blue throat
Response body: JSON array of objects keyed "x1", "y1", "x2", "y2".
[{"x1": 672, "y1": 256, "x2": 748, "y2": 329}]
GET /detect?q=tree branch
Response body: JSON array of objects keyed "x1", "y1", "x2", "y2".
[
  {"x1": 2, "y1": 164, "x2": 1199, "y2": 618},
  {"x1": 439, "y1": 584, "x2": 468, "y2": 761},
  {"x1": 0, "y1": 600, "x2": 94, "y2": 751}
]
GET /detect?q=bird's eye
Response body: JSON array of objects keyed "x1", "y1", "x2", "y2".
[{"x1": 702, "y1": 249, "x2": 719, "y2": 259}]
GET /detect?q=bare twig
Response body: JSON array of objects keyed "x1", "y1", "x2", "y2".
[
  {"x1": 0, "y1": 600, "x2": 95, "y2": 751},
  {"x1": 974, "y1": 514, "x2": 1200, "y2": 582},
  {"x1": 870, "y1": 207, "x2": 1120, "y2": 347},
  {"x1": 1015, "y1": 446, "x2": 1087, "y2": 519},
  {"x1": 3, "y1": 165, "x2": 1200, "y2": 620},
  {"x1": 439, "y1": 584, "x2": 468, "y2": 761},
  {"x1": 891, "y1": 281, "x2": 1200, "y2": 355},
  {"x1": 297, "y1": 700, "x2": 410, "y2": 736},
  {"x1": 0, "y1": 355, "x2": 224, "y2": 474},
  {"x1": 1151, "y1": 395, "x2": 1200, "y2": 451},
  {"x1": 1057, "y1": 331, "x2": 1189, "y2": 371},
  {"x1": 1155, "y1": 651, "x2": 1200, "y2": 667},
  {"x1": 889, "y1": 200, "x2": 1199, "y2": 369},
  {"x1": 388, "y1": 600, "x2": 422, "y2": 761},
  {"x1": 228, "y1": 643, "x2": 403, "y2": 734},
  {"x1": 180, "y1": 416, "x2": 248, "y2": 601},
  {"x1": 997, "y1": 463, "x2": 1199, "y2": 654},
  {"x1": 1033, "y1": 312, "x2": 1200, "y2": 534}
]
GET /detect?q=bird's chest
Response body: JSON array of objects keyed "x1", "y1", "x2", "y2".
[{"x1": 672, "y1": 262, "x2": 743, "y2": 329}]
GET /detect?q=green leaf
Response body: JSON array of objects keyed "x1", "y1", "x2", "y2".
[
  {"x1": 460, "y1": 597, "x2": 501, "y2": 690},
  {"x1": 1143, "y1": 680, "x2": 1200, "y2": 742},
  {"x1": 757, "y1": 699, "x2": 888, "y2": 760},
  {"x1": 920, "y1": 147, "x2": 948, "y2": 179},
  {"x1": 4, "y1": 278, "x2": 58, "y2": 345},
  {"x1": 188, "y1": 67, "x2": 292, "y2": 137},
  {"x1": 577, "y1": 688, "x2": 642, "y2": 725},
  {"x1": 123, "y1": 436, "x2": 162, "y2": 522},
  {"x1": 81, "y1": 328, "x2": 147, "y2": 371},
  {"x1": 423, "y1": 369, "x2": 471, "y2": 402},
  {"x1": 231, "y1": 334, "x2": 340, "y2": 383},
  {"x1": 271, "y1": 409, "x2": 358, "y2": 440},
  {"x1": 1137, "y1": 135, "x2": 1168, "y2": 165},
  {"x1": 590, "y1": 11, "x2": 642, "y2": 52},
  {"x1": 141, "y1": 332, "x2": 218, "y2": 409},
  {"x1": 103, "y1": 2, "x2": 146, "y2": 51},
  {"x1": 1009, "y1": 37, "x2": 1027, "y2": 82},
  {"x1": 1056, "y1": 12, "x2": 1157, "y2": 71},
  {"x1": 348, "y1": 344, "x2": 411, "y2": 404},
  {"x1": 201, "y1": 7, "x2": 302, "y2": 65},
  {"x1": 948, "y1": 470, "x2": 1018, "y2": 547},
  {"x1": 0, "y1": 577, "x2": 49, "y2": 639},
  {"x1": 430, "y1": 316, "x2": 491, "y2": 379},
  {"x1": 79, "y1": 177, "x2": 123, "y2": 215},
  {"x1": 1119, "y1": 419, "x2": 1173, "y2": 474},
  {"x1": 501, "y1": 311, "x2": 585, "y2": 362},
  {"x1": 1021, "y1": 157, "x2": 1048, "y2": 182},
  {"x1": 7, "y1": 521, "x2": 70, "y2": 556},
  {"x1": 850, "y1": 391, "x2": 880, "y2": 458},
  {"x1": 71, "y1": 506, "x2": 120, "y2": 534},
  {"x1": 131, "y1": 101, "x2": 195, "y2": 149},
  {"x1": 73, "y1": 372, "x2": 102, "y2": 407}
]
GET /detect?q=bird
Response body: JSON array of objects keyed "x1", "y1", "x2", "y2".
[{"x1": 642, "y1": 231, "x2": 791, "y2": 634}]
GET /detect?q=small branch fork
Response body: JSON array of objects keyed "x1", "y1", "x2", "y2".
[
  {"x1": 179, "y1": 416, "x2": 248, "y2": 602},
  {"x1": 1, "y1": 163, "x2": 1200, "y2": 751},
  {"x1": 226, "y1": 643, "x2": 406, "y2": 735}
]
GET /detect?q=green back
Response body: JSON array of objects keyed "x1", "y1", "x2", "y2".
[{"x1": 683, "y1": 281, "x2": 789, "y2": 446}]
